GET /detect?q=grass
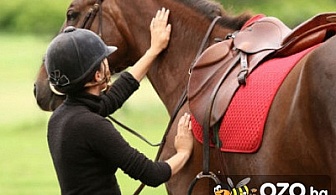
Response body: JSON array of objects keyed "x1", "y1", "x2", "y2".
[{"x1": 0, "y1": 33, "x2": 169, "y2": 194}]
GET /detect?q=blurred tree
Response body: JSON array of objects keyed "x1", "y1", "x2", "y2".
[
  {"x1": 0, "y1": 0, "x2": 68, "y2": 34},
  {"x1": 219, "y1": 0, "x2": 336, "y2": 27},
  {"x1": 0, "y1": 0, "x2": 335, "y2": 34}
]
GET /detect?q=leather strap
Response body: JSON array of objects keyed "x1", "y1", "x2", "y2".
[
  {"x1": 133, "y1": 90, "x2": 188, "y2": 195},
  {"x1": 237, "y1": 52, "x2": 248, "y2": 85},
  {"x1": 202, "y1": 54, "x2": 241, "y2": 174},
  {"x1": 81, "y1": 0, "x2": 103, "y2": 36},
  {"x1": 135, "y1": 16, "x2": 222, "y2": 195},
  {"x1": 189, "y1": 16, "x2": 222, "y2": 74}
]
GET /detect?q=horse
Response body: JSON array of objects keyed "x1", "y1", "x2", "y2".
[{"x1": 33, "y1": 0, "x2": 336, "y2": 194}]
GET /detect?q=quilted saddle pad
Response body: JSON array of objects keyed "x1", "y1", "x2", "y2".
[{"x1": 191, "y1": 45, "x2": 317, "y2": 153}]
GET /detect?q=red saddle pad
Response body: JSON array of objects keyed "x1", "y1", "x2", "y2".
[{"x1": 191, "y1": 45, "x2": 317, "y2": 153}]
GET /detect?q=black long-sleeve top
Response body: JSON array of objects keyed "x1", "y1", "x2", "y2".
[{"x1": 47, "y1": 72, "x2": 171, "y2": 195}]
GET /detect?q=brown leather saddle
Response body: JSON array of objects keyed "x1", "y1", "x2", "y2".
[{"x1": 188, "y1": 13, "x2": 336, "y2": 127}]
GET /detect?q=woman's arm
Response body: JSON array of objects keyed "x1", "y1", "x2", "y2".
[
  {"x1": 128, "y1": 7, "x2": 171, "y2": 82},
  {"x1": 90, "y1": 113, "x2": 193, "y2": 186},
  {"x1": 99, "y1": 8, "x2": 171, "y2": 115}
]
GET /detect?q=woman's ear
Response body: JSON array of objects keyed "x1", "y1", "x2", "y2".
[
  {"x1": 94, "y1": 63, "x2": 106, "y2": 82},
  {"x1": 84, "y1": 66, "x2": 103, "y2": 88},
  {"x1": 94, "y1": 70, "x2": 102, "y2": 82}
]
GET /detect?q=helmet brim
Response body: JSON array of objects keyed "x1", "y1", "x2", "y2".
[{"x1": 106, "y1": 46, "x2": 118, "y2": 56}]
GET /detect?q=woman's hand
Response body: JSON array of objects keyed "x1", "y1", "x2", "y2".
[
  {"x1": 174, "y1": 113, "x2": 193, "y2": 157},
  {"x1": 165, "y1": 113, "x2": 193, "y2": 176},
  {"x1": 127, "y1": 8, "x2": 171, "y2": 82},
  {"x1": 148, "y1": 8, "x2": 172, "y2": 56}
]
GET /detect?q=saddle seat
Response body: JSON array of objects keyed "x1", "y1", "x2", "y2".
[{"x1": 188, "y1": 13, "x2": 336, "y2": 128}]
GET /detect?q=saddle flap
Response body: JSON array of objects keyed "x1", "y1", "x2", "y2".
[
  {"x1": 234, "y1": 17, "x2": 291, "y2": 53},
  {"x1": 188, "y1": 39, "x2": 235, "y2": 124},
  {"x1": 188, "y1": 39, "x2": 233, "y2": 100},
  {"x1": 192, "y1": 40, "x2": 231, "y2": 68}
]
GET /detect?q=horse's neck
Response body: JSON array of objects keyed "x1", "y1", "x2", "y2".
[
  {"x1": 147, "y1": 21, "x2": 233, "y2": 115},
  {"x1": 112, "y1": 0, "x2": 242, "y2": 115}
]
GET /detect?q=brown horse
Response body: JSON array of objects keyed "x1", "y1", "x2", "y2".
[{"x1": 34, "y1": 0, "x2": 336, "y2": 194}]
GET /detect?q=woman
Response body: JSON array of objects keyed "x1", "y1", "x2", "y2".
[{"x1": 45, "y1": 8, "x2": 193, "y2": 194}]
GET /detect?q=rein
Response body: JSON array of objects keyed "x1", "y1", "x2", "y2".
[
  {"x1": 79, "y1": 0, "x2": 162, "y2": 147},
  {"x1": 134, "y1": 16, "x2": 222, "y2": 195},
  {"x1": 107, "y1": 116, "x2": 161, "y2": 147}
]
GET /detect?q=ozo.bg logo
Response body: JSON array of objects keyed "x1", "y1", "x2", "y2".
[
  {"x1": 214, "y1": 176, "x2": 331, "y2": 195},
  {"x1": 258, "y1": 182, "x2": 329, "y2": 195}
]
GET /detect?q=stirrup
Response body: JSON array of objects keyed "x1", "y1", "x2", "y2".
[{"x1": 187, "y1": 171, "x2": 222, "y2": 195}]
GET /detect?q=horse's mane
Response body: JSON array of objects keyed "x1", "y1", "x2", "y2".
[
  {"x1": 178, "y1": 0, "x2": 223, "y2": 16},
  {"x1": 178, "y1": 0, "x2": 252, "y2": 30}
]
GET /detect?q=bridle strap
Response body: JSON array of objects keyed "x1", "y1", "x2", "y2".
[
  {"x1": 80, "y1": 0, "x2": 103, "y2": 36},
  {"x1": 97, "y1": 0, "x2": 103, "y2": 37}
]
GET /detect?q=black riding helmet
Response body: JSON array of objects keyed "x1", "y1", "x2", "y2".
[{"x1": 45, "y1": 26, "x2": 117, "y2": 94}]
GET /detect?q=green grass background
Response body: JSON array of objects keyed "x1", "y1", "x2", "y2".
[
  {"x1": 1, "y1": 1, "x2": 336, "y2": 194},
  {"x1": 0, "y1": 33, "x2": 169, "y2": 194}
]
